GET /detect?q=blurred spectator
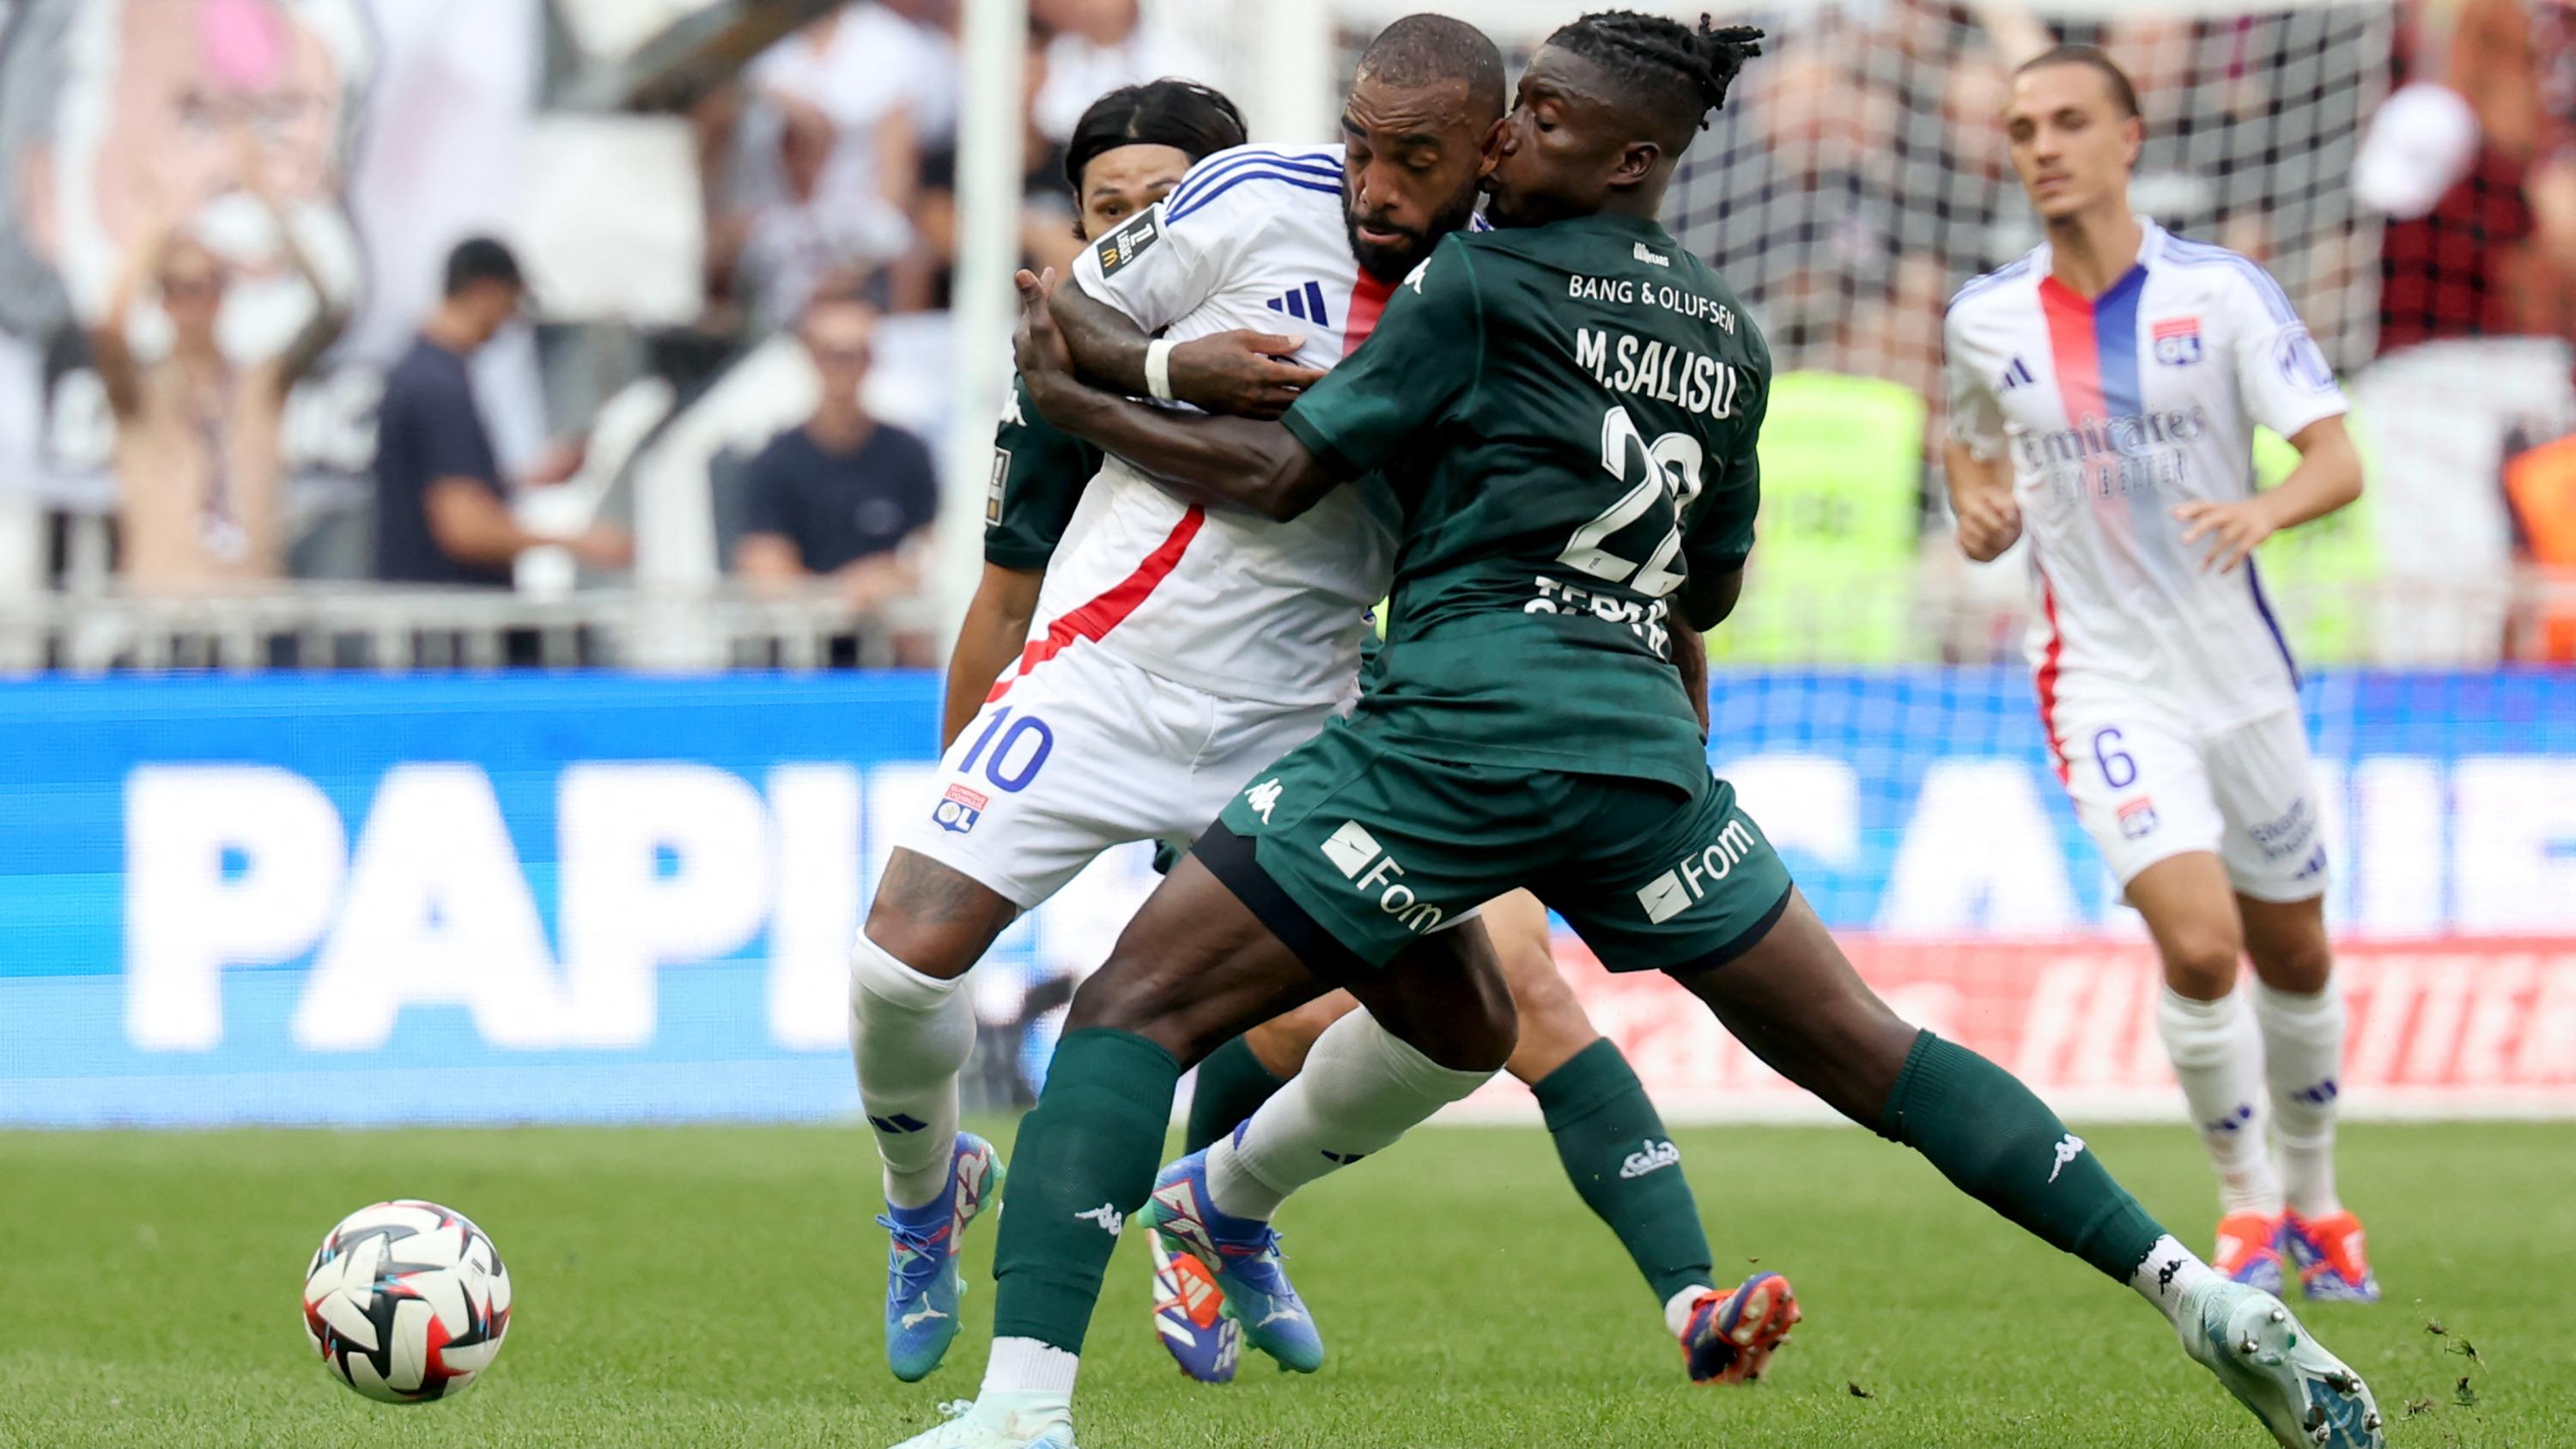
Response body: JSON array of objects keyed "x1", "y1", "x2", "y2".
[
  {"x1": 915, "y1": 22, "x2": 1083, "y2": 297},
  {"x1": 372, "y1": 238, "x2": 627, "y2": 587},
  {"x1": 91, "y1": 171, "x2": 343, "y2": 589},
  {"x1": 731, "y1": 101, "x2": 908, "y2": 332},
  {"x1": 1030, "y1": 0, "x2": 1218, "y2": 142},
  {"x1": 732, "y1": 292, "x2": 937, "y2": 662},
  {"x1": 730, "y1": 3, "x2": 932, "y2": 312}
]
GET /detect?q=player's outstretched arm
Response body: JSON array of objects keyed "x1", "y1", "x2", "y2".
[
  {"x1": 1944, "y1": 440, "x2": 2024, "y2": 563},
  {"x1": 2173, "y1": 415, "x2": 2362, "y2": 575},
  {"x1": 1018, "y1": 271, "x2": 1341, "y2": 521},
  {"x1": 1050, "y1": 274, "x2": 1326, "y2": 421}
]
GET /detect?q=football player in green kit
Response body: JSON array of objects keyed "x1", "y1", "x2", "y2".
[{"x1": 892, "y1": 13, "x2": 2382, "y2": 1449}]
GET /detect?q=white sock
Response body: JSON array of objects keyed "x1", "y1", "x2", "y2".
[
  {"x1": 981, "y1": 1336, "x2": 1078, "y2": 1398},
  {"x1": 2154, "y1": 986, "x2": 2282, "y2": 1215},
  {"x1": 1662, "y1": 1283, "x2": 1716, "y2": 1339},
  {"x1": 2252, "y1": 977, "x2": 2347, "y2": 1217},
  {"x1": 848, "y1": 932, "x2": 975, "y2": 1209},
  {"x1": 2129, "y1": 1233, "x2": 2220, "y2": 1327},
  {"x1": 1204, "y1": 1008, "x2": 1493, "y2": 1221}
]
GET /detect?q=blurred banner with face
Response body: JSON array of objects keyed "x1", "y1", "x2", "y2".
[{"x1": 0, "y1": 0, "x2": 538, "y2": 508}]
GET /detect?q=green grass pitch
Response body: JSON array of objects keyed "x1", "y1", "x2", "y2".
[{"x1": 3, "y1": 1120, "x2": 2567, "y2": 1447}]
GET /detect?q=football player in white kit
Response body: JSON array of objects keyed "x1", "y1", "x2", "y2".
[
  {"x1": 1943, "y1": 46, "x2": 2375, "y2": 1304},
  {"x1": 858, "y1": 21, "x2": 1782, "y2": 1392}
]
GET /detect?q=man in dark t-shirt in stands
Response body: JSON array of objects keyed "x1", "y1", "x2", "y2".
[
  {"x1": 734, "y1": 290, "x2": 940, "y2": 663},
  {"x1": 373, "y1": 237, "x2": 629, "y2": 587}
]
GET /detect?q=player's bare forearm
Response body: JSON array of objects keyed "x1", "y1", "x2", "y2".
[
  {"x1": 1050, "y1": 277, "x2": 1323, "y2": 419},
  {"x1": 1050, "y1": 282, "x2": 1157, "y2": 396},
  {"x1": 1670, "y1": 616, "x2": 1711, "y2": 740},
  {"x1": 2173, "y1": 415, "x2": 2362, "y2": 573},
  {"x1": 943, "y1": 563, "x2": 1042, "y2": 748},
  {"x1": 2260, "y1": 415, "x2": 2365, "y2": 530},
  {"x1": 1034, "y1": 379, "x2": 1338, "y2": 521},
  {"x1": 1943, "y1": 440, "x2": 2023, "y2": 563}
]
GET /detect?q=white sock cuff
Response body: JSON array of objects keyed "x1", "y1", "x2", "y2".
[
  {"x1": 2250, "y1": 977, "x2": 2340, "y2": 1019},
  {"x1": 982, "y1": 1336, "x2": 1079, "y2": 1397},
  {"x1": 1662, "y1": 1284, "x2": 1716, "y2": 1339},
  {"x1": 2158, "y1": 983, "x2": 2242, "y2": 1020},
  {"x1": 1343, "y1": 1011, "x2": 1493, "y2": 1104},
  {"x1": 850, "y1": 932, "x2": 963, "y2": 1013}
]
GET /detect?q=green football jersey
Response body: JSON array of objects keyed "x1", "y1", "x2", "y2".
[
  {"x1": 984, "y1": 374, "x2": 1101, "y2": 570},
  {"x1": 1279, "y1": 212, "x2": 1771, "y2": 795}
]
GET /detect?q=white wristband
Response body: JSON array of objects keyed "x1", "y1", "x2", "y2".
[{"x1": 1145, "y1": 338, "x2": 1177, "y2": 404}]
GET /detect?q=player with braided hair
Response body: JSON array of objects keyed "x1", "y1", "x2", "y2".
[{"x1": 890, "y1": 9, "x2": 2383, "y2": 1446}]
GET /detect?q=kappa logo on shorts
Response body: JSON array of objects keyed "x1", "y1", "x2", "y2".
[
  {"x1": 1245, "y1": 777, "x2": 1284, "y2": 825},
  {"x1": 1636, "y1": 818, "x2": 1761, "y2": 925},
  {"x1": 2117, "y1": 797, "x2": 2160, "y2": 841},
  {"x1": 1321, "y1": 820, "x2": 1446, "y2": 934},
  {"x1": 933, "y1": 782, "x2": 990, "y2": 835}
]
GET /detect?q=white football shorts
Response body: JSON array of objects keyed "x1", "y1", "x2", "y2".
[
  {"x1": 2050, "y1": 700, "x2": 2329, "y2": 903},
  {"x1": 891, "y1": 638, "x2": 1346, "y2": 910}
]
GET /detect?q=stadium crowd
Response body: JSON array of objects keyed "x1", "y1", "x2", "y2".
[{"x1": 2, "y1": 0, "x2": 2573, "y2": 666}]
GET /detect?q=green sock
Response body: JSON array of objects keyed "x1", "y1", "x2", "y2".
[
  {"x1": 1876, "y1": 1031, "x2": 2166, "y2": 1283},
  {"x1": 1184, "y1": 1033, "x2": 1288, "y2": 1154},
  {"x1": 1532, "y1": 1038, "x2": 1716, "y2": 1311},
  {"x1": 990, "y1": 1027, "x2": 1184, "y2": 1353}
]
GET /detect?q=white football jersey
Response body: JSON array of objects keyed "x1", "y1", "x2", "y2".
[
  {"x1": 1945, "y1": 220, "x2": 2348, "y2": 734},
  {"x1": 1013, "y1": 144, "x2": 1405, "y2": 707}
]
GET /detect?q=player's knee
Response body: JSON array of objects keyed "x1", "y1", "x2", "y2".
[
  {"x1": 860, "y1": 852, "x2": 1017, "y2": 981},
  {"x1": 1246, "y1": 993, "x2": 1360, "y2": 1076},
  {"x1": 1502, "y1": 971, "x2": 1596, "y2": 1082},
  {"x1": 2157, "y1": 927, "x2": 2245, "y2": 1000},
  {"x1": 1419, "y1": 969, "x2": 1517, "y2": 1075},
  {"x1": 2248, "y1": 930, "x2": 2333, "y2": 995}
]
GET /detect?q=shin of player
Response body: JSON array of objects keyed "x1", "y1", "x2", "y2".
[
  {"x1": 1941, "y1": 44, "x2": 2370, "y2": 1303},
  {"x1": 1185, "y1": 892, "x2": 1758, "y2": 1377}
]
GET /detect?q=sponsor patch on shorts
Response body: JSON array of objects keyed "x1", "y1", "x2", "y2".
[
  {"x1": 2117, "y1": 797, "x2": 2159, "y2": 840},
  {"x1": 934, "y1": 782, "x2": 989, "y2": 835}
]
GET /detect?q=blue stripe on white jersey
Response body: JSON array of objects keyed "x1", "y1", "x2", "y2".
[
  {"x1": 1166, "y1": 172, "x2": 1343, "y2": 224},
  {"x1": 2159, "y1": 236, "x2": 2296, "y2": 326},
  {"x1": 1164, "y1": 148, "x2": 1339, "y2": 216}
]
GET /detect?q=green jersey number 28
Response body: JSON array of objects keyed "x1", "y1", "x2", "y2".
[{"x1": 1558, "y1": 404, "x2": 1706, "y2": 600}]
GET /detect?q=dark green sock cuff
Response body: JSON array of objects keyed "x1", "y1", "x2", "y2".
[
  {"x1": 1529, "y1": 1037, "x2": 1639, "y2": 1131},
  {"x1": 1873, "y1": 1027, "x2": 1941, "y2": 1142},
  {"x1": 1056, "y1": 1026, "x2": 1184, "y2": 1087}
]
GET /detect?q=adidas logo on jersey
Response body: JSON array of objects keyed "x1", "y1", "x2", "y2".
[
  {"x1": 1266, "y1": 280, "x2": 1333, "y2": 327},
  {"x1": 1998, "y1": 356, "x2": 2037, "y2": 392},
  {"x1": 1619, "y1": 1138, "x2": 1682, "y2": 1178}
]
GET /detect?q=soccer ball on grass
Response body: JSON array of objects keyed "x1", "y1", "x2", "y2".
[{"x1": 301, "y1": 1199, "x2": 513, "y2": 1403}]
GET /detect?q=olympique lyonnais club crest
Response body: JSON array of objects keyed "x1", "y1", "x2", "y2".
[
  {"x1": 2153, "y1": 317, "x2": 2203, "y2": 367},
  {"x1": 933, "y1": 782, "x2": 988, "y2": 835},
  {"x1": 2117, "y1": 796, "x2": 2160, "y2": 840}
]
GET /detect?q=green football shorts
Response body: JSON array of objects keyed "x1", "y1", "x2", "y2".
[{"x1": 1202, "y1": 714, "x2": 1794, "y2": 975}]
